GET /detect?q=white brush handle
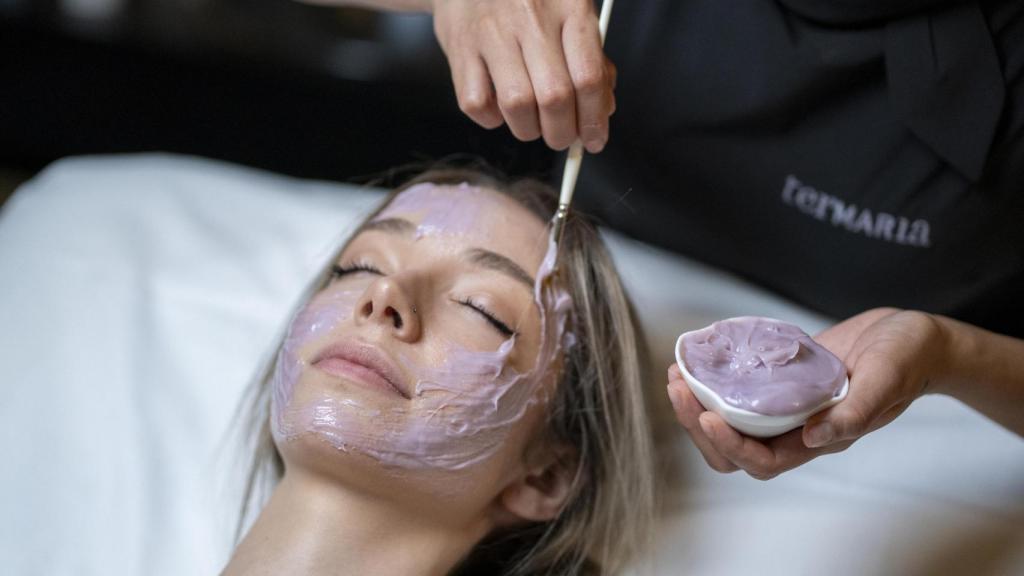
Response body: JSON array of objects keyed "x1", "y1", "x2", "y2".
[
  {"x1": 558, "y1": 0, "x2": 615, "y2": 209},
  {"x1": 558, "y1": 144, "x2": 585, "y2": 207},
  {"x1": 597, "y1": 0, "x2": 614, "y2": 43}
]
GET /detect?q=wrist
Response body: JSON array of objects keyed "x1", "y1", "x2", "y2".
[
  {"x1": 924, "y1": 314, "x2": 955, "y2": 396},
  {"x1": 928, "y1": 313, "x2": 985, "y2": 399},
  {"x1": 926, "y1": 314, "x2": 1024, "y2": 435}
]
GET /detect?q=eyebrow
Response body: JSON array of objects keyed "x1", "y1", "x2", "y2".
[
  {"x1": 466, "y1": 248, "x2": 535, "y2": 289},
  {"x1": 361, "y1": 217, "x2": 416, "y2": 235},
  {"x1": 360, "y1": 216, "x2": 535, "y2": 289}
]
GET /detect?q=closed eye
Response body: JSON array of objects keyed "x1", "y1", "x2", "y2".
[
  {"x1": 331, "y1": 262, "x2": 383, "y2": 278},
  {"x1": 459, "y1": 298, "x2": 516, "y2": 337}
]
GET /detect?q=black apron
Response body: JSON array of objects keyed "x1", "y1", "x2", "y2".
[{"x1": 580, "y1": 0, "x2": 1024, "y2": 337}]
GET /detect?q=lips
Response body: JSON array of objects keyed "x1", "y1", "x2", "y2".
[{"x1": 311, "y1": 341, "x2": 410, "y2": 399}]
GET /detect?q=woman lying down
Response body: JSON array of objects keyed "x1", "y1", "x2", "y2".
[{"x1": 224, "y1": 169, "x2": 657, "y2": 576}]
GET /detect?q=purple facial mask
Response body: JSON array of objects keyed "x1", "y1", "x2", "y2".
[
  {"x1": 679, "y1": 316, "x2": 846, "y2": 416},
  {"x1": 374, "y1": 182, "x2": 490, "y2": 240},
  {"x1": 270, "y1": 184, "x2": 575, "y2": 470}
]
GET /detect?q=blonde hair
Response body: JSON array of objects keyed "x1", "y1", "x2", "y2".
[{"x1": 236, "y1": 167, "x2": 656, "y2": 575}]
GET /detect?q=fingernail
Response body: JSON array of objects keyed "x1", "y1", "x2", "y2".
[
  {"x1": 585, "y1": 138, "x2": 606, "y2": 153},
  {"x1": 805, "y1": 423, "x2": 833, "y2": 448}
]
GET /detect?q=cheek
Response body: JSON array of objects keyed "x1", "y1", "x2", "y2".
[
  {"x1": 271, "y1": 286, "x2": 363, "y2": 436},
  {"x1": 399, "y1": 339, "x2": 534, "y2": 467}
]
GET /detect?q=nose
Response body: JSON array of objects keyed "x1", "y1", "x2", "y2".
[{"x1": 354, "y1": 277, "x2": 421, "y2": 342}]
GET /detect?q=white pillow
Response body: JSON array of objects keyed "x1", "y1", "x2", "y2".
[
  {"x1": 0, "y1": 154, "x2": 382, "y2": 575},
  {"x1": 1, "y1": 153, "x2": 1020, "y2": 576}
]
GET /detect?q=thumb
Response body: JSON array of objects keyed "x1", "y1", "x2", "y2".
[{"x1": 803, "y1": 364, "x2": 899, "y2": 448}]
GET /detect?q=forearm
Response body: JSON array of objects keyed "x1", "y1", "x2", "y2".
[
  {"x1": 297, "y1": 0, "x2": 432, "y2": 12},
  {"x1": 933, "y1": 315, "x2": 1024, "y2": 436}
]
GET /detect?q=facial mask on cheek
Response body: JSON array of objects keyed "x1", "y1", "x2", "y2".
[{"x1": 271, "y1": 287, "x2": 365, "y2": 437}]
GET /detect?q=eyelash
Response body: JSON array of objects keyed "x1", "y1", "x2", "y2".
[
  {"x1": 331, "y1": 262, "x2": 515, "y2": 337},
  {"x1": 459, "y1": 298, "x2": 516, "y2": 337},
  {"x1": 331, "y1": 262, "x2": 382, "y2": 278}
]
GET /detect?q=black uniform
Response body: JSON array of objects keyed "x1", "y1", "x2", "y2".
[{"x1": 581, "y1": 0, "x2": 1024, "y2": 338}]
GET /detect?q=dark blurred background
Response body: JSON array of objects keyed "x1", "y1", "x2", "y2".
[{"x1": 0, "y1": 0, "x2": 557, "y2": 202}]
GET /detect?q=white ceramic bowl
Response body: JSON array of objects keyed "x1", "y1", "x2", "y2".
[{"x1": 674, "y1": 331, "x2": 849, "y2": 438}]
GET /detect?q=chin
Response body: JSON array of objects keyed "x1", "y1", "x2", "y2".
[
  {"x1": 271, "y1": 373, "x2": 527, "y2": 518},
  {"x1": 275, "y1": 427, "x2": 498, "y2": 522}
]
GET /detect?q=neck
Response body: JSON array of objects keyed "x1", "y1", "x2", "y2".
[{"x1": 223, "y1": 469, "x2": 488, "y2": 576}]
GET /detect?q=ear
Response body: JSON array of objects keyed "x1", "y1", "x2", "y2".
[{"x1": 497, "y1": 447, "x2": 577, "y2": 523}]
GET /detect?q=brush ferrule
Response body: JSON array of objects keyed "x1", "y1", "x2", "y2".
[{"x1": 552, "y1": 204, "x2": 569, "y2": 244}]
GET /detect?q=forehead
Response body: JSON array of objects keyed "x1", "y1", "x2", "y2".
[{"x1": 374, "y1": 183, "x2": 549, "y2": 271}]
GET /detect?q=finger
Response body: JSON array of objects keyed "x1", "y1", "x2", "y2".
[
  {"x1": 562, "y1": 12, "x2": 612, "y2": 153},
  {"x1": 520, "y1": 31, "x2": 578, "y2": 150},
  {"x1": 666, "y1": 381, "x2": 703, "y2": 428},
  {"x1": 607, "y1": 59, "x2": 617, "y2": 115},
  {"x1": 667, "y1": 383, "x2": 738, "y2": 473},
  {"x1": 762, "y1": 427, "x2": 854, "y2": 472},
  {"x1": 699, "y1": 413, "x2": 785, "y2": 480},
  {"x1": 705, "y1": 414, "x2": 856, "y2": 479},
  {"x1": 667, "y1": 362, "x2": 683, "y2": 381},
  {"x1": 803, "y1": 358, "x2": 904, "y2": 448},
  {"x1": 692, "y1": 427, "x2": 741, "y2": 474},
  {"x1": 480, "y1": 36, "x2": 541, "y2": 142},
  {"x1": 450, "y1": 52, "x2": 504, "y2": 129}
]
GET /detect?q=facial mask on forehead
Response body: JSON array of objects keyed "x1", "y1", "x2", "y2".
[
  {"x1": 374, "y1": 182, "x2": 491, "y2": 239},
  {"x1": 271, "y1": 184, "x2": 575, "y2": 470}
]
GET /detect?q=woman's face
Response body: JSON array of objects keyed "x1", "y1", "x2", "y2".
[{"x1": 270, "y1": 183, "x2": 573, "y2": 519}]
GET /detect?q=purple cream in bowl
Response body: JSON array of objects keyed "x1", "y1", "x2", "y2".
[{"x1": 674, "y1": 316, "x2": 849, "y2": 438}]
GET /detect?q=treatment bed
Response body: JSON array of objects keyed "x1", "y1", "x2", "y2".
[{"x1": 1, "y1": 154, "x2": 1021, "y2": 575}]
